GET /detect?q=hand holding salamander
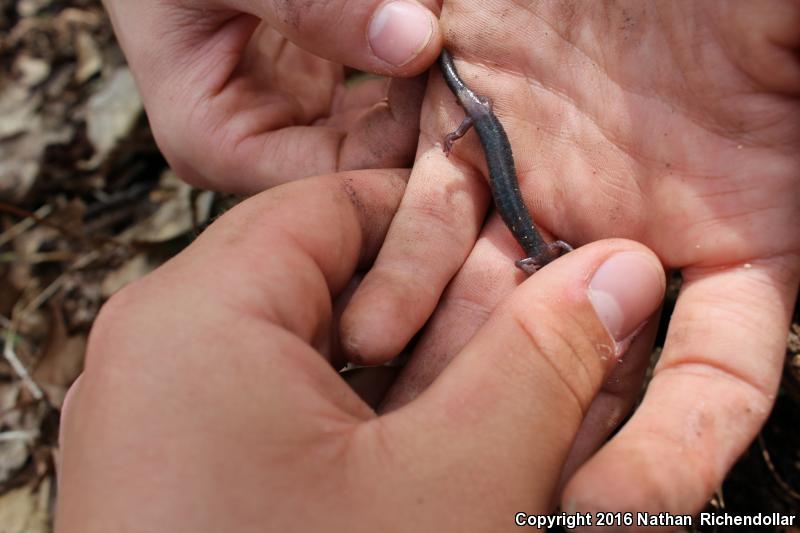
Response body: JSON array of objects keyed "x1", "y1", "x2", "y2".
[{"x1": 438, "y1": 49, "x2": 572, "y2": 275}]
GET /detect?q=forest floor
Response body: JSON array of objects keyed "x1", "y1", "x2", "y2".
[{"x1": 0, "y1": 1, "x2": 798, "y2": 531}]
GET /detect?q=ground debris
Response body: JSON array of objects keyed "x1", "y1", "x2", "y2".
[{"x1": 0, "y1": 0, "x2": 225, "y2": 527}]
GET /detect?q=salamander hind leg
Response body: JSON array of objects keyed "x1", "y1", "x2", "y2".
[
  {"x1": 549, "y1": 240, "x2": 573, "y2": 255},
  {"x1": 514, "y1": 240, "x2": 574, "y2": 275},
  {"x1": 443, "y1": 116, "x2": 474, "y2": 156}
]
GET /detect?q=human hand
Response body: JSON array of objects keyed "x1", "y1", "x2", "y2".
[
  {"x1": 341, "y1": 0, "x2": 800, "y2": 521},
  {"x1": 55, "y1": 169, "x2": 665, "y2": 532},
  {"x1": 101, "y1": 0, "x2": 443, "y2": 193}
]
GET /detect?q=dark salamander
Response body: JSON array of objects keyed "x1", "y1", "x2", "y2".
[{"x1": 438, "y1": 49, "x2": 571, "y2": 274}]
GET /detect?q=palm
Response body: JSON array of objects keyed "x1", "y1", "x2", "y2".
[{"x1": 435, "y1": 1, "x2": 799, "y2": 268}]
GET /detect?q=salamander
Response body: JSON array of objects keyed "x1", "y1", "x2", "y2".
[{"x1": 438, "y1": 49, "x2": 571, "y2": 274}]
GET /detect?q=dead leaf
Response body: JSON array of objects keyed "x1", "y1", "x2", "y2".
[
  {"x1": 122, "y1": 170, "x2": 214, "y2": 243},
  {"x1": 83, "y1": 67, "x2": 142, "y2": 169},
  {"x1": 74, "y1": 30, "x2": 101, "y2": 83},
  {"x1": 13, "y1": 54, "x2": 50, "y2": 88},
  {"x1": 0, "y1": 85, "x2": 40, "y2": 140}
]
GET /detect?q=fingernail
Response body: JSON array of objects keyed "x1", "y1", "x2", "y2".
[
  {"x1": 588, "y1": 252, "x2": 663, "y2": 341},
  {"x1": 368, "y1": 1, "x2": 433, "y2": 67}
]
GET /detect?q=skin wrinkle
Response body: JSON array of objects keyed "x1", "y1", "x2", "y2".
[
  {"x1": 439, "y1": 292, "x2": 494, "y2": 327},
  {"x1": 682, "y1": 253, "x2": 800, "y2": 287},
  {"x1": 198, "y1": 15, "x2": 262, "y2": 96},
  {"x1": 676, "y1": 286, "x2": 783, "y2": 332},
  {"x1": 151, "y1": 5, "x2": 251, "y2": 90},
  {"x1": 544, "y1": 312, "x2": 602, "y2": 403},
  {"x1": 448, "y1": 45, "x2": 749, "y2": 190},
  {"x1": 509, "y1": 313, "x2": 591, "y2": 418},
  {"x1": 511, "y1": 111, "x2": 647, "y2": 208},
  {"x1": 161, "y1": 88, "x2": 248, "y2": 185},
  {"x1": 624, "y1": 425, "x2": 719, "y2": 499},
  {"x1": 709, "y1": 2, "x2": 800, "y2": 96},
  {"x1": 691, "y1": 205, "x2": 794, "y2": 235},
  {"x1": 507, "y1": 1, "x2": 797, "y2": 147},
  {"x1": 653, "y1": 362, "x2": 774, "y2": 409},
  {"x1": 511, "y1": 110, "x2": 640, "y2": 182},
  {"x1": 362, "y1": 262, "x2": 441, "y2": 309},
  {"x1": 692, "y1": 177, "x2": 779, "y2": 201},
  {"x1": 403, "y1": 195, "x2": 476, "y2": 248}
]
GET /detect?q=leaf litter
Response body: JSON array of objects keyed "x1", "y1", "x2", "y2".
[{"x1": 0, "y1": 0, "x2": 226, "y2": 527}]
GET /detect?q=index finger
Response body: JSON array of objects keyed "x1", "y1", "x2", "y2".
[{"x1": 152, "y1": 169, "x2": 408, "y2": 344}]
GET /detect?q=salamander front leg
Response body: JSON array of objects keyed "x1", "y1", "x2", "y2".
[{"x1": 515, "y1": 240, "x2": 573, "y2": 275}]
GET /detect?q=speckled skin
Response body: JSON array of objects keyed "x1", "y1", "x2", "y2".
[{"x1": 438, "y1": 49, "x2": 571, "y2": 274}]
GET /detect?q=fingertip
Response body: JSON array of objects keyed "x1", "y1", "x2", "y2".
[
  {"x1": 366, "y1": 0, "x2": 442, "y2": 74},
  {"x1": 588, "y1": 250, "x2": 665, "y2": 342},
  {"x1": 340, "y1": 274, "x2": 426, "y2": 364}
]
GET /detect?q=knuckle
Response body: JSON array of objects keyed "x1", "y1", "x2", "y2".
[
  {"x1": 84, "y1": 279, "x2": 149, "y2": 372},
  {"x1": 404, "y1": 194, "x2": 472, "y2": 247}
]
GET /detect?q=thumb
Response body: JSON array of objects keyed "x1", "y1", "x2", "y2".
[
  {"x1": 228, "y1": 0, "x2": 442, "y2": 75},
  {"x1": 390, "y1": 240, "x2": 665, "y2": 517}
]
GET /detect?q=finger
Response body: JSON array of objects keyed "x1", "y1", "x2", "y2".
[
  {"x1": 382, "y1": 241, "x2": 665, "y2": 518},
  {"x1": 161, "y1": 169, "x2": 408, "y2": 343},
  {"x1": 556, "y1": 315, "x2": 658, "y2": 495},
  {"x1": 379, "y1": 214, "x2": 528, "y2": 410},
  {"x1": 563, "y1": 255, "x2": 800, "y2": 522},
  {"x1": 339, "y1": 74, "x2": 494, "y2": 363},
  {"x1": 226, "y1": 0, "x2": 443, "y2": 75},
  {"x1": 339, "y1": 145, "x2": 490, "y2": 363}
]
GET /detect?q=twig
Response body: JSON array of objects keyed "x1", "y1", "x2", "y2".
[
  {"x1": 0, "y1": 429, "x2": 39, "y2": 443},
  {"x1": 758, "y1": 432, "x2": 800, "y2": 502},
  {"x1": 0, "y1": 205, "x2": 53, "y2": 248},
  {"x1": 3, "y1": 327, "x2": 44, "y2": 400},
  {"x1": 0, "y1": 201, "x2": 128, "y2": 250},
  {"x1": 0, "y1": 250, "x2": 77, "y2": 264},
  {"x1": 18, "y1": 250, "x2": 99, "y2": 318}
]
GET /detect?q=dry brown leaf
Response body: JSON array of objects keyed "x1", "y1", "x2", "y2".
[
  {"x1": 0, "y1": 85, "x2": 40, "y2": 140},
  {"x1": 74, "y1": 30, "x2": 101, "y2": 83},
  {"x1": 122, "y1": 171, "x2": 214, "y2": 243},
  {"x1": 83, "y1": 67, "x2": 142, "y2": 169},
  {"x1": 13, "y1": 54, "x2": 51, "y2": 88}
]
